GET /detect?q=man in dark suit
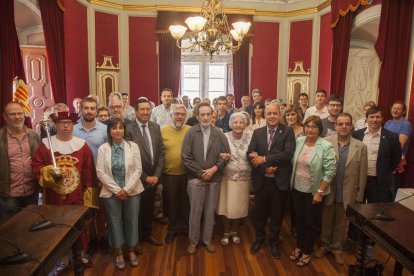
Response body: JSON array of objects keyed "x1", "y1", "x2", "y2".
[
  {"x1": 352, "y1": 106, "x2": 401, "y2": 260},
  {"x1": 126, "y1": 98, "x2": 165, "y2": 252},
  {"x1": 352, "y1": 106, "x2": 401, "y2": 204},
  {"x1": 247, "y1": 103, "x2": 296, "y2": 258}
]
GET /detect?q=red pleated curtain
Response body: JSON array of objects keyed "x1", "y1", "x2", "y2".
[
  {"x1": 0, "y1": 0, "x2": 27, "y2": 127},
  {"x1": 330, "y1": 0, "x2": 369, "y2": 97},
  {"x1": 39, "y1": 0, "x2": 67, "y2": 104},
  {"x1": 375, "y1": 0, "x2": 414, "y2": 122}
]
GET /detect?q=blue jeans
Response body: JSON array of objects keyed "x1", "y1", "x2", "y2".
[{"x1": 0, "y1": 193, "x2": 39, "y2": 223}]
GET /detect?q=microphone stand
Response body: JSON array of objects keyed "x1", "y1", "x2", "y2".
[
  {"x1": 372, "y1": 191, "x2": 414, "y2": 221},
  {"x1": 0, "y1": 202, "x2": 55, "y2": 231}
]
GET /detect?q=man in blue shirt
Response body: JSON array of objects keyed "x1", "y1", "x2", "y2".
[
  {"x1": 73, "y1": 97, "x2": 108, "y2": 257},
  {"x1": 73, "y1": 97, "x2": 108, "y2": 163},
  {"x1": 384, "y1": 101, "x2": 413, "y2": 200}
]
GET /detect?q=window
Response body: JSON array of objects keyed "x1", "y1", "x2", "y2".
[{"x1": 180, "y1": 40, "x2": 233, "y2": 101}]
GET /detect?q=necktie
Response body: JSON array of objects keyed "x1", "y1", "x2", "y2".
[
  {"x1": 142, "y1": 125, "x2": 153, "y2": 164},
  {"x1": 268, "y1": 129, "x2": 275, "y2": 150}
]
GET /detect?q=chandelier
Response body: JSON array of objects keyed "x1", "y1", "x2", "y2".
[{"x1": 168, "y1": 0, "x2": 251, "y2": 60}]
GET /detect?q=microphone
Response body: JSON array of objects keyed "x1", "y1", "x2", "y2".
[
  {"x1": 0, "y1": 202, "x2": 55, "y2": 231},
  {"x1": 0, "y1": 237, "x2": 31, "y2": 265},
  {"x1": 372, "y1": 191, "x2": 414, "y2": 221}
]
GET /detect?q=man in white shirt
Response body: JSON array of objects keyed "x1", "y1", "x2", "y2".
[
  {"x1": 303, "y1": 89, "x2": 329, "y2": 121},
  {"x1": 151, "y1": 88, "x2": 173, "y2": 128}
]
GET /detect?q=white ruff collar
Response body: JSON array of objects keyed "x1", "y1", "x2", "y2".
[{"x1": 42, "y1": 136, "x2": 85, "y2": 154}]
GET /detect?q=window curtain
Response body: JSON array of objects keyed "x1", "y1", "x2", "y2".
[
  {"x1": 39, "y1": 0, "x2": 66, "y2": 104},
  {"x1": 375, "y1": 0, "x2": 414, "y2": 121},
  {"x1": 0, "y1": 0, "x2": 27, "y2": 127},
  {"x1": 330, "y1": 0, "x2": 369, "y2": 96},
  {"x1": 157, "y1": 34, "x2": 181, "y2": 98},
  {"x1": 157, "y1": 12, "x2": 194, "y2": 98},
  {"x1": 229, "y1": 14, "x2": 253, "y2": 107},
  {"x1": 233, "y1": 38, "x2": 250, "y2": 108}
]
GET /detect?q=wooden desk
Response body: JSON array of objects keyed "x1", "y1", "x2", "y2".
[
  {"x1": 346, "y1": 203, "x2": 414, "y2": 275},
  {"x1": 0, "y1": 205, "x2": 91, "y2": 276}
]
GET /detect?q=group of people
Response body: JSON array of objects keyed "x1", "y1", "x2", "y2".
[{"x1": 0, "y1": 87, "x2": 411, "y2": 272}]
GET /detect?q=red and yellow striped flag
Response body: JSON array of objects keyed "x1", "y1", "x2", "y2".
[{"x1": 12, "y1": 77, "x2": 30, "y2": 116}]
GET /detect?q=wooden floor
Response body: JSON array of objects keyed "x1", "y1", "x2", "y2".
[{"x1": 64, "y1": 208, "x2": 406, "y2": 276}]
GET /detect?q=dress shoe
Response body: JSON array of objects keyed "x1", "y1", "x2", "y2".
[
  {"x1": 187, "y1": 245, "x2": 197, "y2": 255},
  {"x1": 250, "y1": 241, "x2": 264, "y2": 254},
  {"x1": 144, "y1": 235, "x2": 163, "y2": 246},
  {"x1": 165, "y1": 232, "x2": 176, "y2": 244},
  {"x1": 204, "y1": 244, "x2": 216, "y2": 253},
  {"x1": 314, "y1": 246, "x2": 329, "y2": 258},
  {"x1": 333, "y1": 252, "x2": 345, "y2": 265},
  {"x1": 271, "y1": 245, "x2": 281, "y2": 259},
  {"x1": 135, "y1": 243, "x2": 143, "y2": 255}
]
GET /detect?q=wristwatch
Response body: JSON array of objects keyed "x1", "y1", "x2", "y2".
[{"x1": 317, "y1": 189, "x2": 325, "y2": 195}]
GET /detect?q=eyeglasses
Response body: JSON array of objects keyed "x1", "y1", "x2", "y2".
[
  {"x1": 6, "y1": 112, "x2": 24, "y2": 117},
  {"x1": 109, "y1": 105, "x2": 123, "y2": 110},
  {"x1": 336, "y1": 122, "x2": 352, "y2": 127},
  {"x1": 304, "y1": 125, "x2": 319, "y2": 129}
]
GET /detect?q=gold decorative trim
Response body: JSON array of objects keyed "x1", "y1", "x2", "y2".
[
  {"x1": 331, "y1": 0, "x2": 369, "y2": 28},
  {"x1": 88, "y1": 0, "x2": 330, "y2": 17},
  {"x1": 57, "y1": 0, "x2": 65, "y2": 12},
  {"x1": 318, "y1": 0, "x2": 331, "y2": 12}
]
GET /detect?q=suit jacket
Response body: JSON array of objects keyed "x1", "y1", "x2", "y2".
[
  {"x1": 181, "y1": 124, "x2": 230, "y2": 183},
  {"x1": 324, "y1": 135, "x2": 368, "y2": 207},
  {"x1": 352, "y1": 127, "x2": 401, "y2": 192},
  {"x1": 290, "y1": 136, "x2": 337, "y2": 195},
  {"x1": 96, "y1": 141, "x2": 144, "y2": 198},
  {"x1": 247, "y1": 124, "x2": 296, "y2": 192},
  {"x1": 125, "y1": 120, "x2": 165, "y2": 187}
]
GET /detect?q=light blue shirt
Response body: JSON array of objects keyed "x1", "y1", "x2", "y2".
[
  {"x1": 73, "y1": 119, "x2": 108, "y2": 163},
  {"x1": 111, "y1": 140, "x2": 125, "y2": 188}
]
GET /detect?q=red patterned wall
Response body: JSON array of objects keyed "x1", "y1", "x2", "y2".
[
  {"x1": 64, "y1": 0, "x2": 89, "y2": 103},
  {"x1": 289, "y1": 20, "x2": 313, "y2": 72},
  {"x1": 128, "y1": 17, "x2": 158, "y2": 104},
  {"x1": 317, "y1": 13, "x2": 333, "y2": 93},
  {"x1": 251, "y1": 21, "x2": 279, "y2": 101},
  {"x1": 95, "y1": 12, "x2": 119, "y2": 66}
]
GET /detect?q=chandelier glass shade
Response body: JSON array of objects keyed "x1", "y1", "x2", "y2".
[{"x1": 169, "y1": 0, "x2": 251, "y2": 60}]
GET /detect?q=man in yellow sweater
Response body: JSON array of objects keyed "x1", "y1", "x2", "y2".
[{"x1": 161, "y1": 104, "x2": 191, "y2": 243}]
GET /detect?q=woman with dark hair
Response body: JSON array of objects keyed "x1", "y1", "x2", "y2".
[
  {"x1": 289, "y1": 115, "x2": 336, "y2": 267},
  {"x1": 96, "y1": 118, "x2": 144, "y2": 269},
  {"x1": 249, "y1": 102, "x2": 265, "y2": 130}
]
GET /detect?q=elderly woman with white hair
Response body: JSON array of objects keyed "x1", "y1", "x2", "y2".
[{"x1": 217, "y1": 112, "x2": 252, "y2": 246}]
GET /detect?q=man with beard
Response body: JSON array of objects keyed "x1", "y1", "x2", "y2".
[
  {"x1": 161, "y1": 104, "x2": 191, "y2": 243},
  {"x1": 0, "y1": 102, "x2": 40, "y2": 223},
  {"x1": 73, "y1": 97, "x2": 108, "y2": 256},
  {"x1": 73, "y1": 97, "x2": 107, "y2": 162}
]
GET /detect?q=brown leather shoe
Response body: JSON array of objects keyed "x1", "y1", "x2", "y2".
[
  {"x1": 135, "y1": 243, "x2": 143, "y2": 255},
  {"x1": 187, "y1": 245, "x2": 197, "y2": 255},
  {"x1": 333, "y1": 252, "x2": 345, "y2": 265},
  {"x1": 314, "y1": 246, "x2": 329, "y2": 258},
  {"x1": 204, "y1": 244, "x2": 216, "y2": 253},
  {"x1": 144, "y1": 235, "x2": 163, "y2": 246}
]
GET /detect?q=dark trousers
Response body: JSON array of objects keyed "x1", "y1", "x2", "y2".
[
  {"x1": 292, "y1": 189, "x2": 323, "y2": 255},
  {"x1": 253, "y1": 179, "x2": 288, "y2": 246},
  {"x1": 390, "y1": 173, "x2": 402, "y2": 201},
  {"x1": 139, "y1": 186, "x2": 157, "y2": 239},
  {"x1": 162, "y1": 173, "x2": 190, "y2": 234},
  {"x1": 364, "y1": 176, "x2": 392, "y2": 203},
  {"x1": 0, "y1": 192, "x2": 39, "y2": 223}
]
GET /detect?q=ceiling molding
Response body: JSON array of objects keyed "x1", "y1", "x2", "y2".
[{"x1": 89, "y1": 0, "x2": 330, "y2": 17}]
